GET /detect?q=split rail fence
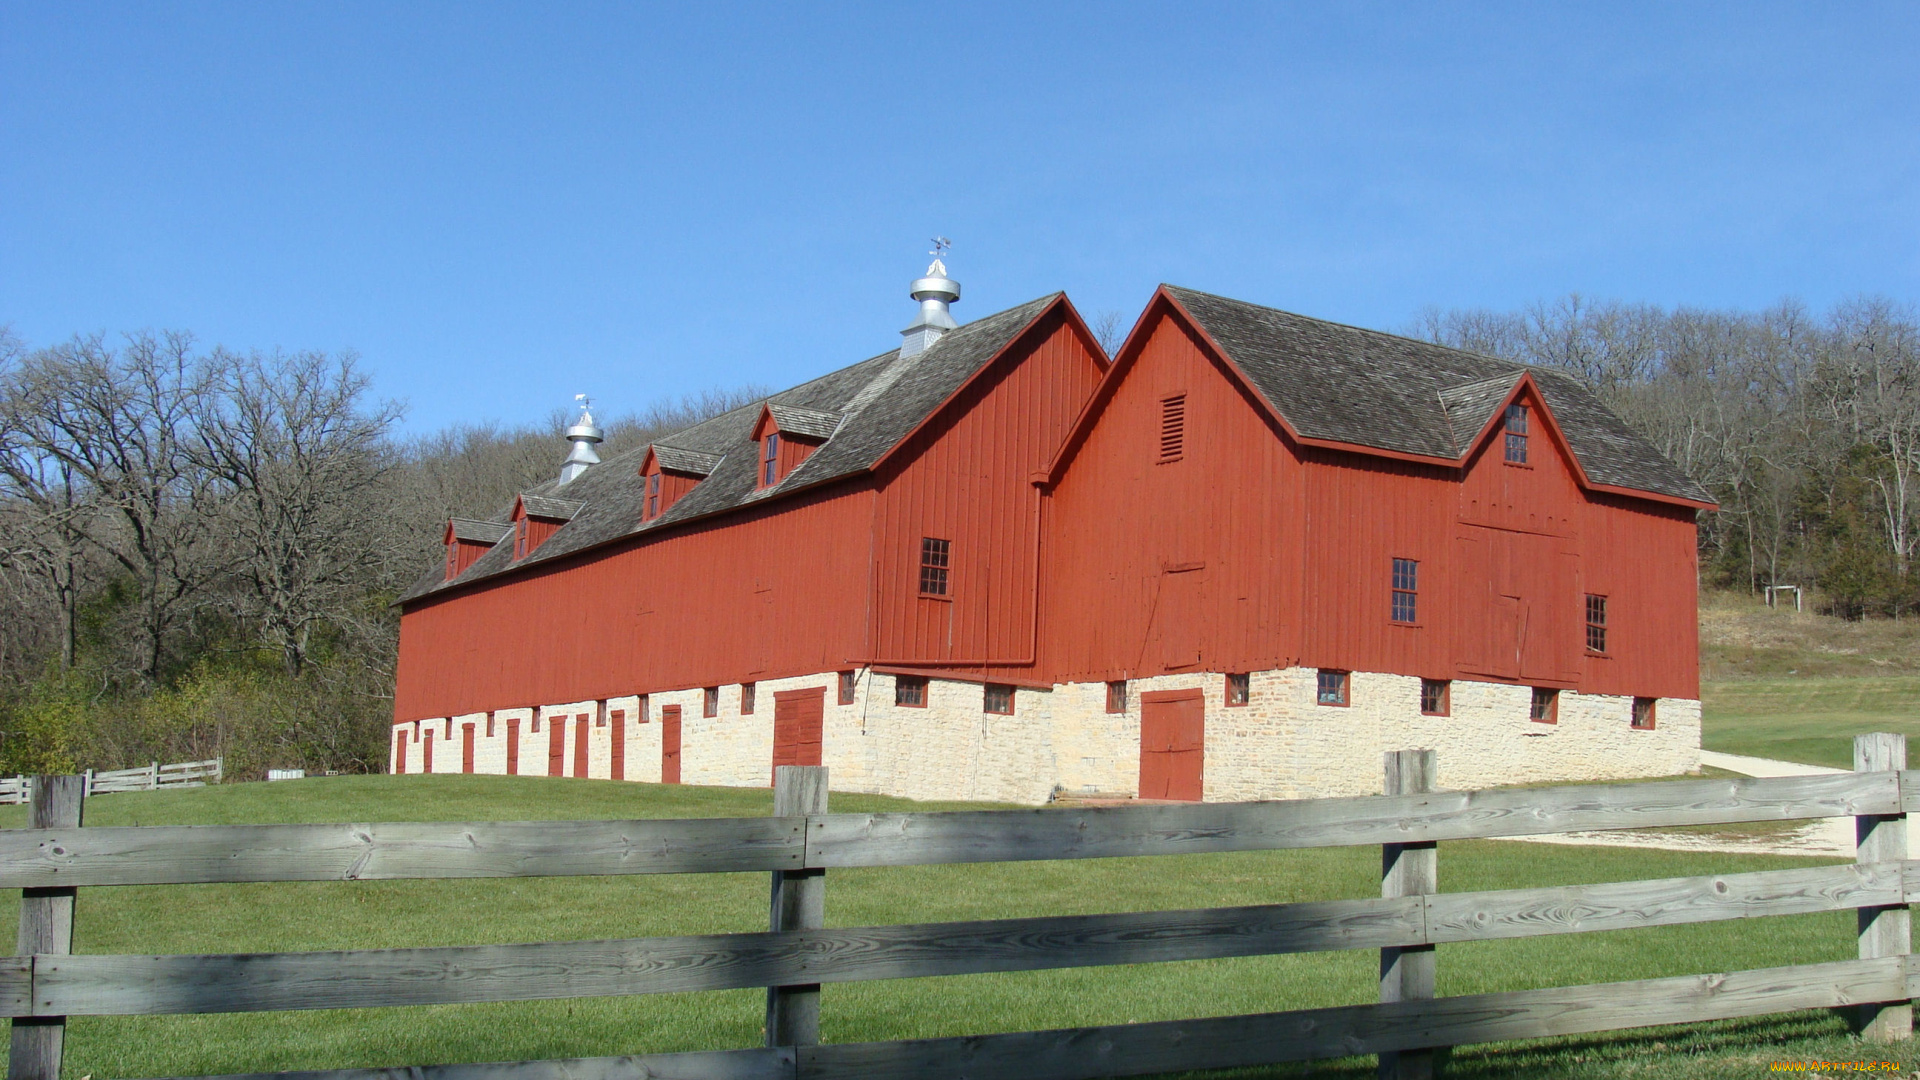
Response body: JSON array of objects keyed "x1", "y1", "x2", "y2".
[{"x1": 3, "y1": 737, "x2": 1917, "y2": 1080}]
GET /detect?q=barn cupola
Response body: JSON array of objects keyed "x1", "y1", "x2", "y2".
[
  {"x1": 558, "y1": 395, "x2": 603, "y2": 486},
  {"x1": 899, "y1": 240, "x2": 960, "y2": 359}
]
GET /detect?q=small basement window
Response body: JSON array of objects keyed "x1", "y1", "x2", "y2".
[
  {"x1": 1586, "y1": 594, "x2": 1608, "y2": 653},
  {"x1": 1391, "y1": 558, "x2": 1418, "y2": 623},
  {"x1": 983, "y1": 683, "x2": 1014, "y2": 715},
  {"x1": 1316, "y1": 670, "x2": 1348, "y2": 706},
  {"x1": 740, "y1": 682, "x2": 756, "y2": 715},
  {"x1": 838, "y1": 670, "x2": 857, "y2": 705},
  {"x1": 1632, "y1": 697, "x2": 1657, "y2": 730},
  {"x1": 1504, "y1": 404, "x2": 1529, "y2": 464},
  {"x1": 1420, "y1": 679, "x2": 1450, "y2": 716},
  {"x1": 703, "y1": 686, "x2": 720, "y2": 718},
  {"x1": 919, "y1": 537, "x2": 950, "y2": 596},
  {"x1": 637, "y1": 694, "x2": 650, "y2": 722},
  {"x1": 1106, "y1": 680, "x2": 1128, "y2": 714},
  {"x1": 895, "y1": 675, "x2": 928, "y2": 708},
  {"x1": 1226, "y1": 672, "x2": 1250, "y2": 707},
  {"x1": 1159, "y1": 394, "x2": 1186, "y2": 463},
  {"x1": 1530, "y1": 688, "x2": 1559, "y2": 724}
]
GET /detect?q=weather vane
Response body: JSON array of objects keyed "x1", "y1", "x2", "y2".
[{"x1": 930, "y1": 236, "x2": 951, "y2": 259}]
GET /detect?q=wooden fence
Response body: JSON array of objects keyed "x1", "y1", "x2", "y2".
[
  {"x1": 3, "y1": 736, "x2": 1915, "y2": 1080},
  {"x1": 0, "y1": 759, "x2": 221, "y2": 804}
]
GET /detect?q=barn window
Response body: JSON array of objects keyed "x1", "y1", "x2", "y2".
[
  {"x1": 1225, "y1": 672, "x2": 1250, "y2": 707},
  {"x1": 644, "y1": 471, "x2": 662, "y2": 520},
  {"x1": 1316, "y1": 670, "x2": 1348, "y2": 706},
  {"x1": 1632, "y1": 697, "x2": 1658, "y2": 730},
  {"x1": 895, "y1": 675, "x2": 928, "y2": 708},
  {"x1": 919, "y1": 537, "x2": 951, "y2": 596},
  {"x1": 637, "y1": 694, "x2": 650, "y2": 722},
  {"x1": 838, "y1": 670, "x2": 856, "y2": 705},
  {"x1": 514, "y1": 517, "x2": 529, "y2": 559},
  {"x1": 486, "y1": 712, "x2": 496, "y2": 738},
  {"x1": 1158, "y1": 394, "x2": 1186, "y2": 463},
  {"x1": 531, "y1": 713, "x2": 542, "y2": 732},
  {"x1": 1391, "y1": 558, "x2": 1419, "y2": 623},
  {"x1": 740, "y1": 682, "x2": 756, "y2": 715},
  {"x1": 1106, "y1": 680, "x2": 1128, "y2": 713},
  {"x1": 1585, "y1": 594, "x2": 1608, "y2": 653},
  {"x1": 983, "y1": 683, "x2": 1014, "y2": 715},
  {"x1": 761, "y1": 433, "x2": 781, "y2": 487},
  {"x1": 703, "y1": 686, "x2": 720, "y2": 718},
  {"x1": 1530, "y1": 687, "x2": 1559, "y2": 724},
  {"x1": 1504, "y1": 404, "x2": 1529, "y2": 464},
  {"x1": 595, "y1": 705, "x2": 607, "y2": 727},
  {"x1": 1420, "y1": 679, "x2": 1450, "y2": 716}
]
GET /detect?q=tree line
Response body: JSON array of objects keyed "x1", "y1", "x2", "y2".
[
  {"x1": 0, "y1": 292, "x2": 1912, "y2": 776},
  {"x1": 0, "y1": 324, "x2": 760, "y2": 777}
]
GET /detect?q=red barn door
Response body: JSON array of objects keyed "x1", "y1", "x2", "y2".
[
  {"x1": 506, "y1": 717, "x2": 520, "y2": 775},
  {"x1": 610, "y1": 710, "x2": 626, "y2": 781},
  {"x1": 461, "y1": 723, "x2": 475, "y2": 774},
  {"x1": 1139, "y1": 690, "x2": 1204, "y2": 801},
  {"x1": 661, "y1": 705, "x2": 682, "y2": 784},
  {"x1": 547, "y1": 719, "x2": 565, "y2": 777},
  {"x1": 573, "y1": 715, "x2": 590, "y2": 777},
  {"x1": 772, "y1": 687, "x2": 825, "y2": 782}
]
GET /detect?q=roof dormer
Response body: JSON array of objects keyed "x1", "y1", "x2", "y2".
[
  {"x1": 509, "y1": 494, "x2": 582, "y2": 560},
  {"x1": 639, "y1": 444, "x2": 720, "y2": 523},
  {"x1": 443, "y1": 518, "x2": 510, "y2": 580},
  {"x1": 751, "y1": 404, "x2": 839, "y2": 489}
]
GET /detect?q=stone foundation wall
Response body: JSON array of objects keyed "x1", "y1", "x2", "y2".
[{"x1": 393, "y1": 665, "x2": 1700, "y2": 801}]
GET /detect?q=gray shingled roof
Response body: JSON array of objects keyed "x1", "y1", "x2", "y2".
[
  {"x1": 401, "y1": 294, "x2": 1063, "y2": 603},
  {"x1": 652, "y1": 444, "x2": 722, "y2": 476},
  {"x1": 448, "y1": 518, "x2": 511, "y2": 544},
  {"x1": 518, "y1": 495, "x2": 583, "y2": 521},
  {"x1": 766, "y1": 404, "x2": 843, "y2": 440},
  {"x1": 1164, "y1": 287, "x2": 1712, "y2": 504}
]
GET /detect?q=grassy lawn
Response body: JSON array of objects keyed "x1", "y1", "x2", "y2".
[
  {"x1": 1702, "y1": 676, "x2": 1920, "y2": 768},
  {"x1": 0, "y1": 774, "x2": 1903, "y2": 1079}
]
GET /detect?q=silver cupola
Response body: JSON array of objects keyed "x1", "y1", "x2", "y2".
[
  {"x1": 899, "y1": 238, "x2": 960, "y2": 358},
  {"x1": 558, "y1": 394, "x2": 603, "y2": 485}
]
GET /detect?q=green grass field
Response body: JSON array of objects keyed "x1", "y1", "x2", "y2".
[
  {"x1": 0, "y1": 775, "x2": 1903, "y2": 1079},
  {"x1": 1702, "y1": 677, "x2": 1920, "y2": 768}
]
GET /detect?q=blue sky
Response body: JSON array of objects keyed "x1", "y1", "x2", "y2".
[{"x1": 3, "y1": 3, "x2": 1915, "y2": 433}]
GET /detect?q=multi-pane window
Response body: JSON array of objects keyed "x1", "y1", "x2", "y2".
[
  {"x1": 1316, "y1": 669, "x2": 1348, "y2": 706},
  {"x1": 1504, "y1": 404, "x2": 1529, "y2": 464},
  {"x1": 703, "y1": 686, "x2": 720, "y2": 718},
  {"x1": 1632, "y1": 697, "x2": 1657, "y2": 730},
  {"x1": 1226, "y1": 672, "x2": 1250, "y2": 707},
  {"x1": 761, "y1": 433, "x2": 781, "y2": 487},
  {"x1": 838, "y1": 670, "x2": 857, "y2": 705},
  {"x1": 1391, "y1": 558, "x2": 1419, "y2": 623},
  {"x1": 1159, "y1": 394, "x2": 1187, "y2": 463},
  {"x1": 983, "y1": 683, "x2": 1014, "y2": 715},
  {"x1": 1530, "y1": 687, "x2": 1559, "y2": 724},
  {"x1": 1106, "y1": 680, "x2": 1128, "y2": 714},
  {"x1": 1420, "y1": 679, "x2": 1450, "y2": 716},
  {"x1": 644, "y1": 471, "x2": 662, "y2": 520},
  {"x1": 895, "y1": 675, "x2": 928, "y2": 708},
  {"x1": 740, "y1": 682, "x2": 756, "y2": 715},
  {"x1": 1585, "y1": 594, "x2": 1608, "y2": 653},
  {"x1": 919, "y1": 537, "x2": 951, "y2": 596}
]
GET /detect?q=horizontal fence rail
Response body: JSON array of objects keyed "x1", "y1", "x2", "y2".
[
  {"x1": 0, "y1": 769, "x2": 1901, "y2": 889},
  {"x1": 6, "y1": 743, "x2": 1917, "y2": 1080}
]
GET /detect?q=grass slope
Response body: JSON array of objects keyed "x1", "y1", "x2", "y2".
[{"x1": 0, "y1": 775, "x2": 1901, "y2": 1079}]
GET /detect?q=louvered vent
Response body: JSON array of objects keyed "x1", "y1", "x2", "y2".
[{"x1": 1159, "y1": 394, "x2": 1186, "y2": 462}]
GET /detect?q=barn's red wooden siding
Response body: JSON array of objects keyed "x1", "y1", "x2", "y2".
[
  {"x1": 445, "y1": 539, "x2": 491, "y2": 580},
  {"x1": 866, "y1": 308, "x2": 1107, "y2": 674},
  {"x1": 394, "y1": 484, "x2": 876, "y2": 721},
  {"x1": 1036, "y1": 299, "x2": 1701, "y2": 701}
]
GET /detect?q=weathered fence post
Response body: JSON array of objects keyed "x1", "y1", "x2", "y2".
[
  {"x1": 1380, "y1": 748, "x2": 1438, "y2": 1080},
  {"x1": 767, "y1": 764, "x2": 827, "y2": 1048},
  {"x1": 1854, "y1": 732, "x2": 1910, "y2": 1042},
  {"x1": 9, "y1": 774, "x2": 86, "y2": 1080}
]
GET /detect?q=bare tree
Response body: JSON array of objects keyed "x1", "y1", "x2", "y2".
[
  {"x1": 193, "y1": 348, "x2": 403, "y2": 676},
  {"x1": 1090, "y1": 311, "x2": 1126, "y2": 358}
]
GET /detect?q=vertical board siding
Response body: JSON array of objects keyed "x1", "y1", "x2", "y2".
[
  {"x1": 394, "y1": 486, "x2": 876, "y2": 721},
  {"x1": 870, "y1": 312, "x2": 1107, "y2": 667}
]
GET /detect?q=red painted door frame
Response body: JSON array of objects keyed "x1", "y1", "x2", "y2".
[
  {"x1": 393, "y1": 729, "x2": 408, "y2": 774},
  {"x1": 461, "y1": 723, "x2": 476, "y2": 774},
  {"x1": 573, "y1": 714, "x2": 590, "y2": 778},
  {"x1": 506, "y1": 717, "x2": 520, "y2": 775},
  {"x1": 772, "y1": 687, "x2": 826, "y2": 783},
  {"x1": 610, "y1": 709, "x2": 626, "y2": 781},
  {"x1": 422, "y1": 731, "x2": 434, "y2": 774},
  {"x1": 547, "y1": 717, "x2": 565, "y2": 777}
]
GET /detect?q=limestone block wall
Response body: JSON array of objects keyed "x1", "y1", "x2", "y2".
[{"x1": 391, "y1": 664, "x2": 1700, "y2": 805}]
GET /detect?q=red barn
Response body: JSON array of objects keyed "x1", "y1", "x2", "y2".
[{"x1": 392, "y1": 268, "x2": 1712, "y2": 801}]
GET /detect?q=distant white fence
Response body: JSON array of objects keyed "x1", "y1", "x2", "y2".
[{"x1": 0, "y1": 758, "x2": 222, "y2": 804}]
